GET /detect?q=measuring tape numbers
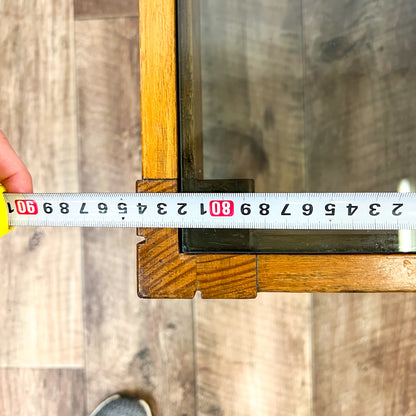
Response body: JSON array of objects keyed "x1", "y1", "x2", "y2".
[{"x1": 2, "y1": 191, "x2": 416, "y2": 230}]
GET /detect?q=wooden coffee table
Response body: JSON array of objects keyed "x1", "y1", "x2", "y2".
[{"x1": 137, "y1": 0, "x2": 416, "y2": 298}]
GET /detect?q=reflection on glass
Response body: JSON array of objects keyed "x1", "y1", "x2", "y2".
[{"x1": 398, "y1": 178, "x2": 416, "y2": 252}]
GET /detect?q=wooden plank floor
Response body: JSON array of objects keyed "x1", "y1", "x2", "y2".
[
  {"x1": 74, "y1": 0, "x2": 138, "y2": 20},
  {"x1": 312, "y1": 293, "x2": 416, "y2": 415},
  {"x1": 0, "y1": 1, "x2": 415, "y2": 416},
  {"x1": 0, "y1": 0, "x2": 84, "y2": 415},
  {"x1": 0, "y1": 368, "x2": 85, "y2": 415},
  {"x1": 303, "y1": 0, "x2": 416, "y2": 192},
  {"x1": 0, "y1": 0, "x2": 83, "y2": 367},
  {"x1": 200, "y1": 0, "x2": 305, "y2": 193},
  {"x1": 75, "y1": 17, "x2": 195, "y2": 415},
  {"x1": 303, "y1": 1, "x2": 416, "y2": 413},
  {"x1": 195, "y1": 294, "x2": 311, "y2": 416},
  {"x1": 0, "y1": 0, "x2": 84, "y2": 414}
]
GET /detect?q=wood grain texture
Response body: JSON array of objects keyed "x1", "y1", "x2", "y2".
[
  {"x1": 199, "y1": 0, "x2": 305, "y2": 193},
  {"x1": 137, "y1": 180, "x2": 197, "y2": 298},
  {"x1": 303, "y1": 0, "x2": 416, "y2": 192},
  {"x1": 258, "y1": 254, "x2": 416, "y2": 292},
  {"x1": 139, "y1": 0, "x2": 178, "y2": 179},
  {"x1": 0, "y1": 368, "x2": 85, "y2": 415},
  {"x1": 0, "y1": 0, "x2": 83, "y2": 366},
  {"x1": 195, "y1": 293, "x2": 312, "y2": 416},
  {"x1": 313, "y1": 293, "x2": 416, "y2": 415},
  {"x1": 76, "y1": 19, "x2": 196, "y2": 416},
  {"x1": 75, "y1": 18, "x2": 141, "y2": 193},
  {"x1": 74, "y1": 0, "x2": 138, "y2": 20},
  {"x1": 196, "y1": 254, "x2": 257, "y2": 298},
  {"x1": 137, "y1": 179, "x2": 257, "y2": 298}
]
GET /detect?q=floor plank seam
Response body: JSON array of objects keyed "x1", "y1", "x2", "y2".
[{"x1": 74, "y1": 15, "x2": 139, "y2": 22}]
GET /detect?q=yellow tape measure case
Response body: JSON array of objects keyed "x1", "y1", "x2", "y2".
[{"x1": 0, "y1": 185, "x2": 13, "y2": 237}]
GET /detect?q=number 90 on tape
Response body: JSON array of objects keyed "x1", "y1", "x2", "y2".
[{"x1": 3, "y1": 192, "x2": 416, "y2": 230}]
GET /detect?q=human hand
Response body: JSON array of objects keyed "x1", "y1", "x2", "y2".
[{"x1": 0, "y1": 130, "x2": 33, "y2": 193}]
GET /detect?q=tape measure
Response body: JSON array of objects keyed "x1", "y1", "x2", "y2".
[{"x1": 1, "y1": 188, "x2": 416, "y2": 233}]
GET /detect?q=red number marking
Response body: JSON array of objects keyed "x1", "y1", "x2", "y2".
[
  {"x1": 209, "y1": 200, "x2": 234, "y2": 217},
  {"x1": 15, "y1": 200, "x2": 38, "y2": 215}
]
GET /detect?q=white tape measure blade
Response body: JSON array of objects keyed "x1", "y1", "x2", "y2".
[{"x1": 4, "y1": 192, "x2": 416, "y2": 230}]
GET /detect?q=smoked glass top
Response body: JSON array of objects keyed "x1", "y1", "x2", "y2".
[{"x1": 177, "y1": 0, "x2": 416, "y2": 253}]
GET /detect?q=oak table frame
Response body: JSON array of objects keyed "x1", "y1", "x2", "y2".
[{"x1": 137, "y1": 0, "x2": 416, "y2": 298}]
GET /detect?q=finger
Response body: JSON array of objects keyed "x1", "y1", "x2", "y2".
[{"x1": 0, "y1": 131, "x2": 33, "y2": 193}]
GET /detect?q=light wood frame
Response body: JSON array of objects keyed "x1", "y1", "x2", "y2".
[{"x1": 137, "y1": 0, "x2": 416, "y2": 298}]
